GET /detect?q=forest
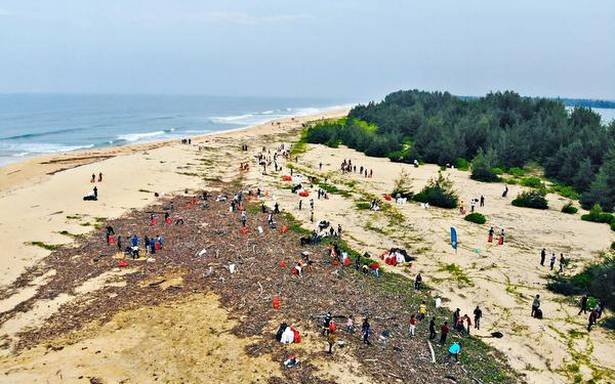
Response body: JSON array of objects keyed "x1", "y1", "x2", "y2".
[{"x1": 305, "y1": 90, "x2": 615, "y2": 211}]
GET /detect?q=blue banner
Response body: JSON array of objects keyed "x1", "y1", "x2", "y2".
[{"x1": 450, "y1": 227, "x2": 458, "y2": 250}]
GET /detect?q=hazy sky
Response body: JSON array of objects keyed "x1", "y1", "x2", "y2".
[{"x1": 0, "y1": 0, "x2": 613, "y2": 100}]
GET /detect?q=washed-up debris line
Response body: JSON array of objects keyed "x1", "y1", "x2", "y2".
[{"x1": 0, "y1": 183, "x2": 515, "y2": 384}]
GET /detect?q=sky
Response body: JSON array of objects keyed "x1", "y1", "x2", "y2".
[{"x1": 0, "y1": 0, "x2": 613, "y2": 100}]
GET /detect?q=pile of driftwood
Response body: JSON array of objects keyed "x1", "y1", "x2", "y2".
[{"x1": 4, "y1": 183, "x2": 484, "y2": 384}]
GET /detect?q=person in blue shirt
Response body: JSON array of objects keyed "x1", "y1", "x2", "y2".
[
  {"x1": 130, "y1": 234, "x2": 139, "y2": 247},
  {"x1": 449, "y1": 342, "x2": 461, "y2": 362}
]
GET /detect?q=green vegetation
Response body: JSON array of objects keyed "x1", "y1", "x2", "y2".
[
  {"x1": 413, "y1": 172, "x2": 458, "y2": 208},
  {"x1": 470, "y1": 148, "x2": 500, "y2": 182},
  {"x1": 512, "y1": 189, "x2": 548, "y2": 209},
  {"x1": 391, "y1": 168, "x2": 414, "y2": 199},
  {"x1": 27, "y1": 241, "x2": 62, "y2": 251},
  {"x1": 305, "y1": 89, "x2": 615, "y2": 211},
  {"x1": 290, "y1": 129, "x2": 309, "y2": 155},
  {"x1": 438, "y1": 263, "x2": 473, "y2": 287},
  {"x1": 355, "y1": 201, "x2": 372, "y2": 210},
  {"x1": 464, "y1": 212, "x2": 486, "y2": 224},
  {"x1": 520, "y1": 176, "x2": 544, "y2": 188},
  {"x1": 547, "y1": 255, "x2": 615, "y2": 311},
  {"x1": 561, "y1": 202, "x2": 578, "y2": 214},
  {"x1": 581, "y1": 204, "x2": 614, "y2": 224}
]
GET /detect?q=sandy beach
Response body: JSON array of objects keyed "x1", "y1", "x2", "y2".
[{"x1": 0, "y1": 107, "x2": 613, "y2": 384}]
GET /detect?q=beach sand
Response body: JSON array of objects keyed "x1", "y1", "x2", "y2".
[{"x1": 0, "y1": 107, "x2": 614, "y2": 383}]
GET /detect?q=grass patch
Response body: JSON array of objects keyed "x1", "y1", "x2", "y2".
[
  {"x1": 290, "y1": 129, "x2": 309, "y2": 156},
  {"x1": 464, "y1": 212, "x2": 486, "y2": 224},
  {"x1": 27, "y1": 241, "x2": 62, "y2": 251},
  {"x1": 438, "y1": 263, "x2": 473, "y2": 287},
  {"x1": 355, "y1": 201, "x2": 372, "y2": 210}
]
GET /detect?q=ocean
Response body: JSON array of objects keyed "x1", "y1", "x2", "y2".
[{"x1": 0, "y1": 94, "x2": 353, "y2": 166}]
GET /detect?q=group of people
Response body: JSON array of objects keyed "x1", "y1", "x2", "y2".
[
  {"x1": 84, "y1": 172, "x2": 103, "y2": 200},
  {"x1": 487, "y1": 226, "x2": 505, "y2": 245},
  {"x1": 539, "y1": 248, "x2": 567, "y2": 273},
  {"x1": 339, "y1": 159, "x2": 373, "y2": 178},
  {"x1": 104, "y1": 225, "x2": 165, "y2": 259},
  {"x1": 460, "y1": 195, "x2": 485, "y2": 214}
]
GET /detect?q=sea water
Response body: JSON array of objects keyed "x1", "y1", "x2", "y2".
[{"x1": 0, "y1": 94, "x2": 353, "y2": 166}]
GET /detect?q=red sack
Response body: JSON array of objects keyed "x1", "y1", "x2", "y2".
[
  {"x1": 282, "y1": 175, "x2": 292, "y2": 181},
  {"x1": 299, "y1": 191, "x2": 309, "y2": 197},
  {"x1": 118, "y1": 260, "x2": 128, "y2": 268},
  {"x1": 154, "y1": 241, "x2": 161, "y2": 250},
  {"x1": 272, "y1": 295, "x2": 281, "y2": 310},
  {"x1": 150, "y1": 219, "x2": 157, "y2": 226},
  {"x1": 165, "y1": 218, "x2": 172, "y2": 225},
  {"x1": 383, "y1": 194, "x2": 392, "y2": 201},
  {"x1": 240, "y1": 227, "x2": 249, "y2": 235},
  {"x1": 369, "y1": 262, "x2": 380, "y2": 270},
  {"x1": 108, "y1": 236, "x2": 116, "y2": 244},
  {"x1": 343, "y1": 257, "x2": 351, "y2": 267},
  {"x1": 279, "y1": 260, "x2": 287, "y2": 268},
  {"x1": 292, "y1": 328, "x2": 301, "y2": 343},
  {"x1": 280, "y1": 225, "x2": 289, "y2": 233}
]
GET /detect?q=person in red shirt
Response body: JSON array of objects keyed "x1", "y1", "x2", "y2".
[
  {"x1": 409, "y1": 314, "x2": 417, "y2": 336},
  {"x1": 440, "y1": 321, "x2": 450, "y2": 344}
]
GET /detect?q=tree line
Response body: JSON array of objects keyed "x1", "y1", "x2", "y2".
[{"x1": 306, "y1": 90, "x2": 615, "y2": 211}]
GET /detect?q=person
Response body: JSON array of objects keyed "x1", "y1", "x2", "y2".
[
  {"x1": 310, "y1": 199, "x2": 314, "y2": 210},
  {"x1": 418, "y1": 300, "x2": 427, "y2": 321},
  {"x1": 488, "y1": 227, "x2": 494, "y2": 243},
  {"x1": 319, "y1": 162, "x2": 323, "y2": 170},
  {"x1": 322, "y1": 312, "x2": 332, "y2": 335},
  {"x1": 448, "y1": 342, "x2": 461, "y2": 362},
  {"x1": 93, "y1": 186, "x2": 98, "y2": 198},
  {"x1": 440, "y1": 321, "x2": 450, "y2": 344},
  {"x1": 98, "y1": 172, "x2": 103, "y2": 182},
  {"x1": 274, "y1": 202, "x2": 280, "y2": 214},
  {"x1": 310, "y1": 210, "x2": 314, "y2": 223},
  {"x1": 498, "y1": 229, "x2": 505, "y2": 245},
  {"x1": 337, "y1": 224, "x2": 342, "y2": 238},
  {"x1": 473, "y1": 306, "x2": 482, "y2": 330},
  {"x1": 429, "y1": 317, "x2": 437, "y2": 339},
  {"x1": 540, "y1": 248, "x2": 546, "y2": 266},
  {"x1": 116, "y1": 235, "x2": 122, "y2": 251},
  {"x1": 463, "y1": 314, "x2": 472, "y2": 335},
  {"x1": 362, "y1": 318, "x2": 371, "y2": 344},
  {"x1": 90, "y1": 173, "x2": 96, "y2": 183},
  {"x1": 409, "y1": 314, "x2": 417, "y2": 336},
  {"x1": 414, "y1": 273, "x2": 422, "y2": 290},
  {"x1": 327, "y1": 332, "x2": 336, "y2": 354},
  {"x1": 470, "y1": 201, "x2": 475, "y2": 213},
  {"x1": 550, "y1": 253, "x2": 556, "y2": 271},
  {"x1": 588, "y1": 309, "x2": 598, "y2": 331},
  {"x1": 502, "y1": 185, "x2": 509, "y2": 198},
  {"x1": 531, "y1": 294, "x2": 541, "y2": 318},
  {"x1": 298, "y1": 200, "x2": 302, "y2": 210},
  {"x1": 261, "y1": 202, "x2": 267, "y2": 213},
  {"x1": 241, "y1": 211, "x2": 247, "y2": 227},
  {"x1": 578, "y1": 294, "x2": 588, "y2": 315},
  {"x1": 105, "y1": 226, "x2": 115, "y2": 244},
  {"x1": 346, "y1": 316, "x2": 354, "y2": 333},
  {"x1": 452, "y1": 308, "x2": 461, "y2": 327},
  {"x1": 559, "y1": 253, "x2": 565, "y2": 273},
  {"x1": 480, "y1": 195, "x2": 485, "y2": 207}
]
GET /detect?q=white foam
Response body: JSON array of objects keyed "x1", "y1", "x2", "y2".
[{"x1": 117, "y1": 130, "x2": 166, "y2": 142}]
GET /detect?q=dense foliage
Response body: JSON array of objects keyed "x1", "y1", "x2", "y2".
[
  {"x1": 511, "y1": 189, "x2": 549, "y2": 209},
  {"x1": 464, "y1": 212, "x2": 486, "y2": 224},
  {"x1": 561, "y1": 202, "x2": 578, "y2": 214},
  {"x1": 305, "y1": 90, "x2": 615, "y2": 210},
  {"x1": 547, "y1": 256, "x2": 615, "y2": 311},
  {"x1": 413, "y1": 172, "x2": 458, "y2": 208}
]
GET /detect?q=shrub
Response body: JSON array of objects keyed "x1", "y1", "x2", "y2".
[
  {"x1": 355, "y1": 201, "x2": 371, "y2": 210},
  {"x1": 470, "y1": 148, "x2": 500, "y2": 182},
  {"x1": 464, "y1": 212, "x2": 486, "y2": 224},
  {"x1": 561, "y1": 201, "x2": 578, "y2": 214},
  {"x1": 581, "y1": 204, "x2": 614, "y2": 224},
  {"x1": 391, "y1": 168, "x2": 414, "y2": 199},
  {"x1": 512, "y1": 189, "x2": 548, "y2": 209},
  {"x1": 550, "y1": 183, "x2": 580, "y2": 200},
  {"x1": 520, "y1": 176, "x2": 544, "y2": 188},
  {"x1": 508, "y1": 167, "x2": 526, "y2": 177},
  {"x1": 413, "y1": 172, "x2": 458, "y2": 208},
  {"x1": 611, "y1": 241, "x2": 615, "y2": 251},
  {"x1": 611, "y1": 221, "x2": 615, "y2": 232},
  {"x1": 455, "y1": 158, "x2": 470, "y2": 171},
  {"x1": 547, "y1": 256, "x2": 615, "y2": 311}
]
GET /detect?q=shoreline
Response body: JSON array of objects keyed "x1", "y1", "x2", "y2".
[{"x1": 0, "y1": 107, "x2": 350, "y2": 195}]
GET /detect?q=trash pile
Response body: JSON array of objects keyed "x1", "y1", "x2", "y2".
[{"x1": 2, "y1": 182, "x2": 508, "y2": 384}]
